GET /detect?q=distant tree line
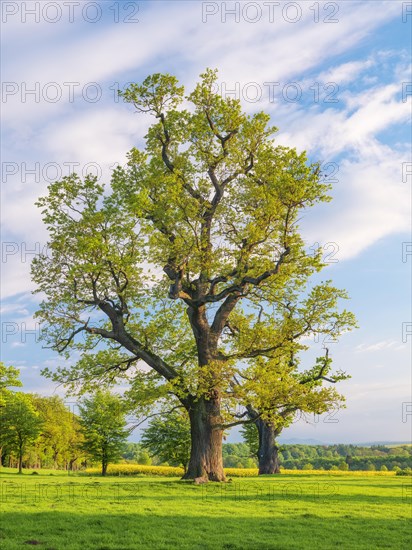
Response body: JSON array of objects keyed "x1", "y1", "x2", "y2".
[
  {"x1": 120, "y1": 441, "x2": 411, "y2": 472},
  {"x1": 0, "y1": 392, "x2": 84, "y2": 472},
  {"x1": 271, "y1": 443, "x2": 412, "y2": 471},
  {"x1": 0, "y1": 364, "x2": 129, "y2": 475}
]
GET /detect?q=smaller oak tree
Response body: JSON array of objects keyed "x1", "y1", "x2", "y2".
[
  {"x1": 141, "y1": 407, "x2": 191, "y2": 471},
  {"x1": 240, "y1": 348, "x2": 349, "y2": 474},
  {"x1": 79, "y1": 390, "x2": 129, "y2": 475}
]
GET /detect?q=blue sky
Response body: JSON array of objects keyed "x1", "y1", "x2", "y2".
[{"x1": 1, "y1": 0, "x2": 411, "y2": 444}]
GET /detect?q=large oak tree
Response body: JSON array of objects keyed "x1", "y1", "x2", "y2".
[{"x1": 33, "y1": 70, "x2": 355, "y2": 481}]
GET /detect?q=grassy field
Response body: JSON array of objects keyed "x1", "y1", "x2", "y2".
[{"x1": 0, "y1": 468, "x2": 410, "y2": 550}]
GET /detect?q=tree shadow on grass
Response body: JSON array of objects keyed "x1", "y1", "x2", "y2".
[{"x1": 0, "y1": 511, "x2": 410, "y2": 550}]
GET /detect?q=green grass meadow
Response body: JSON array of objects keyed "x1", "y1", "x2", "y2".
[{"x1": 0, "y1": 469, "x2": 410, "y2": 550}]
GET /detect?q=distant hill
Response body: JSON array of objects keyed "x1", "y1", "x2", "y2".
[
  {"x1": 278, "y1": 437, "x2": 327, "y2": 445},
  {"x1": 352, "y1": 441, "x2": 412, "y2": 447},
  {"x1": 277, "y1": 438, "x2": 411, "y2": 446}
]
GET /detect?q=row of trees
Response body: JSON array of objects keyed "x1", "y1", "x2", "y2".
[
  {"x1": 220, "y1": 441, "x2": 412, "y2": 471},
  {"x1": 3, "y1": 365, "x2": 409, "y2": 474},
  {"x1": 0, "y1": 365, "x2": 128, "y2": 475},
  {"x1": 30, "y1": 69, "x2": 358, "y2": 480},
  {"x1": 120, "y1": 441, "x2": 411, "y2": 472}
]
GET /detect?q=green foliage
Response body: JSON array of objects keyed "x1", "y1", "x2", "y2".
[
  {"x1": 122, "y1": 442, "x2": 152, "y2": 465},
  {"x1": 78, "y1": 391, "x2": 129, "y2": 475},
  {"x1": 395, "y1": 468, "x2": 412, "y2": 476},
  {"x1": 240, "y1": 422, "x2": 259, "y2": 458},
  {"x1": 31, "y1": 395, "x2": 84, "y2": 469},
  {"x1": 237, "y1": 435, "x2": 412, "y2": 472},
  {"x1": 1, "y1": 393, "x2": 85, "y2": 471},
  {"x1": 32, "y1": 69, "x2": 356, "y2": 434},
  {"x1": 138, "y1": 450, "x2": 152, "y2": 465},
  {"x1": 222, "y1": 442, "x2": 256, "y2": 468},
  {"x1": 0, "y1": 392, "x2": 43, "y2": 472},
  {"x1": 141, "y1": 407, "x2": 191, "y2": 470},
  {"x1": 0, "y1": 363, "x2": 22, "y2": 406}
]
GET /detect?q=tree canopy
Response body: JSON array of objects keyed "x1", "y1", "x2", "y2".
[
  {"x1": 0, "y1": 392, "x2": 43, "y2": 473},
  {"x1": 32, "y1": 69, "x2": 356, "y2": 480},
  {"x1": 141, "y1": 406, "x2": 191, "y2": 470},
  {"x1": 78, "y1": 390, "x2": 129, "y2": 475},
  {"x1": 0, "y1": 362, "x2": 22, "y2": 406}
]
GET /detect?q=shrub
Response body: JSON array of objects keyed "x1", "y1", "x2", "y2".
[
  {"x1": 137, "y1": 451, "x2": 152, "y2": 465},
  {"x1": 396, "y1": 468, "x2": 412, "y2": 476}
]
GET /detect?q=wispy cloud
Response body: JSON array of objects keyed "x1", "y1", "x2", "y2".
[{"x1": 355, "y1": 340, "x2": 406, "y2": 352}]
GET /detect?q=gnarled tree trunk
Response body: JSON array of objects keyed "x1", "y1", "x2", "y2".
[
  {"x1": 256, "y1": 418, "x2": 281, "y2": 474},
  {"x1": 182, "y1": 395, "x2": 225, "y2": 481},
  {"x1": 181, "y1": 304, "x2": 227, "y2": 482},
  {"x1": 247, "y1": 406, "x2": 281, "y2": 475}
]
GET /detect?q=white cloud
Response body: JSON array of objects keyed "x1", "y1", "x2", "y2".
[
  {"x1": 317, "y1": 60, "x2": 375, "y2": 85},
  {"x1": 0, "y1": 303, "x2": 29, "y2": 316},
  {"x1": 355, "y1": 340, "x2": 405, "y2": 352},
  {"x1": 1, "y1": 0, "x2": 408, "y2": 299},
  {"x1": 300, "y1": 147, "x2": 410, "y2": 260},
  {"x1": 278, "y1": 81, "x2": 409, "y2": 156},
  {"x1": 274, "y1": 58, "x2": 410, "y2": 260},
  {"x1": 0, "y1": 254, "x2": 42, "y2": 300}
]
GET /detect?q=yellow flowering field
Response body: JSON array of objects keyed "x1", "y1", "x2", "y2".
[{"x1": 84, "y1": 464, "x2": 396, "y2": 477}]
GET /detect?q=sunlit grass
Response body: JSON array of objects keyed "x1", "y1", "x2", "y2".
[{"x1": 0, "y1": 468, "x2": 410, "y2": 549}]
